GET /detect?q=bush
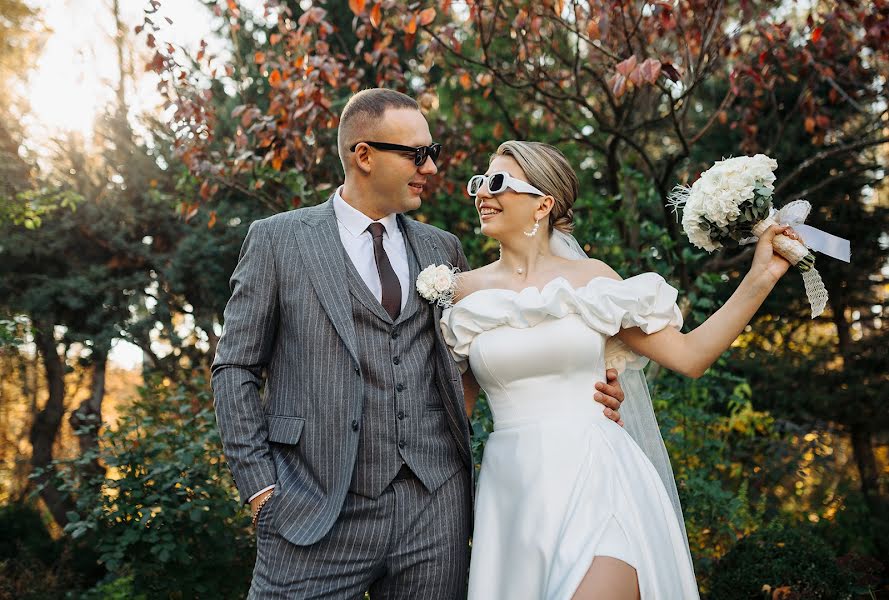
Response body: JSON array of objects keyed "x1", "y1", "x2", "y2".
[
  {"x1": 48, "y1": 375, "x2": 254, "y2": 598},
  {"x1": 708, "y1": 522, "x2": 853, "y2": 599},
  {"x1": 0, "y1": 503, "x2": 102, "y2": 600}
]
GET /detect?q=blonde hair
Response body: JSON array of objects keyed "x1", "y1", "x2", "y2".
[{"x1": 492, "y1": 141, "x2": 578, "y2": 234}]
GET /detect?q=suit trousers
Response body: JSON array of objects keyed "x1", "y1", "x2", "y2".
[{"x1": 248, "y1": 468, "x2": 472, "y2": 599}]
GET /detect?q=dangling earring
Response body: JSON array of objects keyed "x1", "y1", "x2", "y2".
[{"x1": 524, "y1": 218, "x2": 540, "y2": 238}]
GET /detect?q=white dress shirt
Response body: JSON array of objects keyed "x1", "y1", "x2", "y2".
[
  {"x1": 331, "y1": 187, "x2": 411, "y2": 310},
  {"x1": 248, "y1": 188, "x2": 411, "y2": 504}
]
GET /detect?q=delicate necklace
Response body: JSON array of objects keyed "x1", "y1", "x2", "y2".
[{"x1": 499, "y1": 245, "x2": 524, "y2": 274}]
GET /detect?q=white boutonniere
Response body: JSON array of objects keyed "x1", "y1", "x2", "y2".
[{"x1": 416, "y1": 264, "x2": 459, "y2": 308}]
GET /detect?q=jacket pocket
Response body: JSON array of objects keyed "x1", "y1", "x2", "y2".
[{"x1": 266, "y1": 415, "x2": 305, "y2": 445}]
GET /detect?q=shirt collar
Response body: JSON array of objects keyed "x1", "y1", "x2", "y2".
[{"x1": 333, "y1": 187, "x2": 399, "y2": 239}]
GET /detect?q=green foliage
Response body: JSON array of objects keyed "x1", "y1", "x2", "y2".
[
  {"x1": 0, "y1": 503, "x2": 101, "y2": 599},
  {"x1": 46, "y1": 376, "x2": 254, "y2": 598},
  {"x1": 0, "y1": 502, "x2": 60, "y2": 565},
  {"x1": 708, "y1": 522, "x2": 853, "y2": 600}
]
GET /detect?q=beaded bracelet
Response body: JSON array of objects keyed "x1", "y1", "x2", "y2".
[{"x1": 251, "y1": 491, "x2": 274, "y2": 527}]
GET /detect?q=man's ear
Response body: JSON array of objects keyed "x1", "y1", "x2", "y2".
[{"x1": 353, "y1": 142, "x2": 373, "y2": 174}]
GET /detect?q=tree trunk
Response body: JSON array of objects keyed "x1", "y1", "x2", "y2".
[
  {"x1": 29, "y1": 321, "x2": 74, "y2": 527},
  {"x1": 69, "y1": 347, "x2": 107, "y2": 478}
]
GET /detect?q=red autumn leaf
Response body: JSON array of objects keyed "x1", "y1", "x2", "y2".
[
  {"x1": 639, "y1": 58, "x2": 662, "y2": 84},
  {"x1": 418, "y1": 7, "x2": 436, "y2": 26},
  {"x1": 661, "y1": 62, "x2": 681, "y2": 82},
  {"x1": 811, "y1": 26, "x2": 823, "y2": 43},
  {"x1": 146, "y1": 51, "x2": 165, "y2": 72},
  {"x1": 616, "y1": 55, "x2": 637, "y2": 77},
  {"x1": 135, "y1": 24, "x2": 143, "y2": 34},
  {"x1": 815, "y1": 114, "x2": 830, "y2": 129},
  {"x1": 587, "y1": 19, "x2": 599, "y2": 39},
  {"x1": 199, "y1": 181, "x2": 211, "y2": 200},
  {"x1": 147, "y1": 33, "x2": 156, "y2": 48},
  {"x1": 349, "y1": 0, "x2": 366, "y2": 15},
  {"x1": 608, "y1": 73, "x2": 627, "y2": 98},
  {"x1": 370, "y1": 3, "x2": 382, "y2": 28},
  {"x1": 405, "y1": 15, "x2": 417, "y2": 34},
  {"x1": 269, "y1": 69, "x2": 282, "y2": 87}
]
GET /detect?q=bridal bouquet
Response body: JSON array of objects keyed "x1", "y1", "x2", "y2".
[{"x1": 669, "y1": 154, "x2": 850, "y2": 318}]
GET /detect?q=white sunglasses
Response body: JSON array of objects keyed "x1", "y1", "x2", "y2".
[{"x1": 467, "y1": 171, "x2": 545, "y2": 197}]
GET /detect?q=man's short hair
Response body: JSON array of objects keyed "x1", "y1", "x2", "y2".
[{"x1": 337, "y1": 88, "x2": 419, "y2": 171}]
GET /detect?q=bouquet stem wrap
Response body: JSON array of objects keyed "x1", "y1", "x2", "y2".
[{"x1": 751, "y1": 214, "x2": 827, "y2": 318}]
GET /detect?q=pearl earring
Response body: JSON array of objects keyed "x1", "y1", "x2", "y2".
[{"x1": 524, "y1": 218, "x2": 540, "y2": 238}]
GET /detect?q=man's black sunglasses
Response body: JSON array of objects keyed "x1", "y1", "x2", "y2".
[{"x1": 349, "y1": 141, "x2": 442, "y2": 166}]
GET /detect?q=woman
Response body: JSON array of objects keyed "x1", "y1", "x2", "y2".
[{"x1": 440, "y1": 141, "x2": 797, "y2": 599}]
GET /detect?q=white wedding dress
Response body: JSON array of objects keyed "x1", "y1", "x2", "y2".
[{"x1": 440, "y1": 273, "x2": 700, "y2": 599}]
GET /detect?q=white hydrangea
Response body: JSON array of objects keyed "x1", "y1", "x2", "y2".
[
  {"x1": 671, "y1": 154, "x2": 778, "y2": 252},
  {"x1": 416, "y1": 264, "x2": 458, "y2": 308}
]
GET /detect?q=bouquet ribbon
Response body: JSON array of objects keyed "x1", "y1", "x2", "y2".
[
  {"x1": 770, "y1": 200, "x2": 851, "y2": 262},
  {"x1": 742, "y1": 200, "x2": 851, "y2": 318}
]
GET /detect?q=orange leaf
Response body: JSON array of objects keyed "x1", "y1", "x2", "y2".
[
  {"x1": 418, "y1": 7, "x2": 436, "y2": 26},
  {"x1": 405, "y1": 15, "x2": 417, "y2": 34},
  {"x1": 370, "y1": 3, "x2": 382, "y2": 28},
  {"x1": 616, "y1": 55, "x2": 637, "y2": 77},
  {"x1": 804, "y1": 116, "x2": 815, "y2": 133},
  {"x1": 269, "y1": 69, "x2": 282, "y2": 87},
  {"x1": 270, "y1": 33, "x2": 282, "y2": 45},
  {"x1": 349, "y1": 0, "x2": 366, "y2": 14},
  {"x1": 254, "y1": 51, "x2": 265, "y2": 64},
  {"x1": 272, "y1": 152, "x2": 284, "y2": 171},
  {"x1": 811, "y1": 26, "x2": 822, "y2": 43},
  {"x1": 459, "y1": 72, "x2": 472, "y2": 90},
  {"x1": 608, "y1": 73, "x2": 627, "y2": 98},
  {"x1": 639, "y1": 58, "x2": 662, "y2": 84},
  {"x1": 199, "y1": 181, "x2": 211, "y2": 200},
  {"x1": 207, "y1": 211, "x2": 217, "y2": 229}
]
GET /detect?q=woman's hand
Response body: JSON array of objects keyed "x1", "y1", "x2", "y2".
[{"x1": 750, "y1": 224, "x2": 797, "y2": 285}]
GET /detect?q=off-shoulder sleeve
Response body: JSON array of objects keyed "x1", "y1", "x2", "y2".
[{"x1": 439, "y1": 273, "x2": 683, "y2": 374}]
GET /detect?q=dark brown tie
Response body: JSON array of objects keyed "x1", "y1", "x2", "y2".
[{"x1": 367, "y1": 222, "x2": 401, "y2": 320}]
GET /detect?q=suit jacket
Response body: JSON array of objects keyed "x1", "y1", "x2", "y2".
[{"x1": 212, "y1": 199, "x2": 472, "y2": 545}]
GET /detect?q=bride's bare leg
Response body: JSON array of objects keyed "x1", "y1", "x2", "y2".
[{"x1": 570, "y1": 556, "x2": 640, "y2": 600}]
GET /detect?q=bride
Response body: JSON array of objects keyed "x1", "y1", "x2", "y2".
[{"x1": 440, "y1": 141, "x2": 798, "y2": 599}]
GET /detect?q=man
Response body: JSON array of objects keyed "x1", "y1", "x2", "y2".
[{"x1": 212, "y1": 88, "x2": 627, "y2": 598}]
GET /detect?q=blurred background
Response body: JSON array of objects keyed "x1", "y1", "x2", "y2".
[{"x1": 0, "y1": 0, "x2": 886, "y2": 598}]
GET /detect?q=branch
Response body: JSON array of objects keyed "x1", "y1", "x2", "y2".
[
  {"x1": 774, "y1": 136, "x2": 889, "y2": 196},
  {"x1": 786, "y1": 163, "x2": 880, "y2": 202}
]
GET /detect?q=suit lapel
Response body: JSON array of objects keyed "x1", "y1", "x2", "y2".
[
  {"x1": 400, "y1": 216, "x2": 471, "y2": 459},
  {"x1": 295, "y1": 200, "x2": 360, "y2": 366}
]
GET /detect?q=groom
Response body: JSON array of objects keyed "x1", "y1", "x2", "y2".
[{"x1": 212, "y1": 88, "x2": 627, "y2": 598}]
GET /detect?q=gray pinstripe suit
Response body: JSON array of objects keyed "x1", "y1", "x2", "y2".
[{"x1": 212, "y1": 199, "x2": 473, "y2": 598}]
